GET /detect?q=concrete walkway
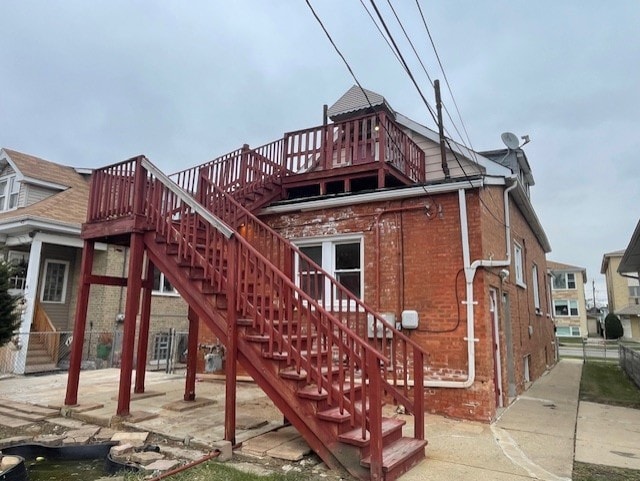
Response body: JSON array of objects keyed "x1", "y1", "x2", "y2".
[
  {"x1": 400, "y1": 359, "x2": 582, "y2": 480},
  {"x1": 3, "y1": 359, "x2": 639, "y2": 480}
]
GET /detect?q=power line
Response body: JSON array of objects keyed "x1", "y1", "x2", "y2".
[{"x1": 414, "y1": 0, "x2": 476, "y2": 159}]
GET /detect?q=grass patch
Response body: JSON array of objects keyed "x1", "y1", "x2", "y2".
[
  {"x1": 573, "y1": 461, "x2": 640, "y2": 480},
  {"x1": 580, "y1": 361, "x2": 640, "y2": 408},
  {"x1": 124, "y1": 461, "x2": 309, "y2": 481}
]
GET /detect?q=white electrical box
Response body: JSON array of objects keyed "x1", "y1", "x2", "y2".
[
  {"x1": 367, "y1": 313, "x2": 395, "y2": 338},
  {"x1": 401, "y1": 310, "x2": 419, "y2": 330}
]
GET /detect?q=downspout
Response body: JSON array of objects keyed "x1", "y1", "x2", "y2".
[{"x1": 426, "y1": 179, "x2": 517, "y2": 388}]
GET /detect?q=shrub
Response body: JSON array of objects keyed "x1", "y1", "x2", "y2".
[
  {"x1": 0, "y1": 261, "x2": 22, "y2": 347},
  {"x1": 604, "y1": 313, "x2": 624, "y2": 339}
]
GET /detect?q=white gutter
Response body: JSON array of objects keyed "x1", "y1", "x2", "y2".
[{"x1": 426, "y1": 179, "x2": 517, "y2": 388}]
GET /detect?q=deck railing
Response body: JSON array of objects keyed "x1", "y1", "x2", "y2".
[{"x1": 168, "y1": 112, "x2": 425, "y2": 203}]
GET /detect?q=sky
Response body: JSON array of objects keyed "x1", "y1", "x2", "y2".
[{"x1": 1, "y1": 1, "x2": 639, "y2": 305}]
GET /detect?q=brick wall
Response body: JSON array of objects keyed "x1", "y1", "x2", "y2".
[{"x1": 255, "y1": 184, "x2": 555, "y2": 421}]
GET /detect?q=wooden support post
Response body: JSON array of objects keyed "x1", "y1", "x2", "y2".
[
  {"x1": 134, "y1": 259, "x2": 154, "y2": 394},
  {"x1": 225, "y1": 241, "x2": 238, "y2": 445},
  {"x1": 117, "y1": 233, "x2": 145, "y2": 417},
  {"x1": 367, "y1": 349, "x2": 383, "y2": 481},
  {"x1": 185, "y1": 306, "x2": 199, "y2": 401},
  {"x1": 413, "y1": 349, "x2": 425, "y2": 440},
  {"x1": 65, "y1": 241, "x2": 95, "y2": 406}
]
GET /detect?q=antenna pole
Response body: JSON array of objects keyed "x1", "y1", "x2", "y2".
[{"x1": 434, "y1": 80, "x2": 450, "y2": 179}]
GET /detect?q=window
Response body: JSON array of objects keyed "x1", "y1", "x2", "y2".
[
  {"x1": 514, "y1": 243, "x2": 525, "y2": 287},
  {"x1": 153, "y1": 268, "x2": 178, "y2": 295},
  {"x1": 629, "y1": 286, "x2": 640, "y2": 303},
  {"x1": 553, "y1": 300, "x2": 578, "y2": 317},
  {"x1": 40, "y1": 260, "x2": 69, "y2": 303},
  {"x1": 7, "y1": 251, "x2": 29, "y2": 290},
  {"x1": 0, "y1": 175, "x2": 19, "y2": 211},
  {"x1": 556, "y1": 326, "x2": 581, "y2": 337},
  {"x1": 532, "y1": 264, "x2": 541, "y2": 311},
  {"x1": 553, "y1": 272, "x2": 576, "y2": 290},
  {"x1": 295, "y1": 236, "x2": 363, "y2": 303},
  {"x1": 152, "y1": 333, "x2": 170, "y2": 362}
]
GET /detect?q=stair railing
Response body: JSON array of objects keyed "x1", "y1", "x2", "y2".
[
  {"x1": 32, "y1": 301, "x2": 59, "y2": 363},
  {"x1": 194, "y1": 166, "x2": 426, "y2": 438}
]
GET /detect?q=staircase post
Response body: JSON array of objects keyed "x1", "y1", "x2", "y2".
[
  {"x1": 134, "y1": 259, "x2": 154, "y2": 394},
  {"x1": 367, "y1": 349, "x2": 383, "y2": 481},
  {"x1": 185, "y1": 306, "x2": 199, "y2": 401},
  {"x1": 65, "y1": 240, "x2": 95, "y2": 406},
  {"x1": 117, "y1": 233, "x2": 145, "y2": 416},
  {"x1": 225, "y1": 240, "x2": 239, "y2": 445},
  {"x1": 413, "y1": 349, "x2": 425, "y2": 440}
]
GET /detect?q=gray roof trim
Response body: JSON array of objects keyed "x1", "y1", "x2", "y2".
[
  {"x1": 394, "y1": 113, "x2": 511, "y2": 178},
  {"x1": 619, "y1": 219, "x2": 640, "y2": 274}
]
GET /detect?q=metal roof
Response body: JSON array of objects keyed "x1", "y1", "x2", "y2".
[{"x1": 327, "y1": 85, "x2": 393, "y2": 120}]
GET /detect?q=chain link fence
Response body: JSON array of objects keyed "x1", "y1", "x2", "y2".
[
  {"x1": 619, "y1": 343, "x2": 640, "y2": 388},
  {"x1": 0, "y1": 329, "x2": 188, "y2": 375}
]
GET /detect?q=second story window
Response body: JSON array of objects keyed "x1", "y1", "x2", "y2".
[
  {"x1": 532, "y1": 264, "x2": 541, "y2": 311},
  {"x1": 514, "y1": 243, "x2": 525, "y2": 287},
  {"x1": 553, "y1": 272, "x2": 576, "y2": 290},
  {"x1": 0, "y1": 175, "x2": 19, "y2": 211}
]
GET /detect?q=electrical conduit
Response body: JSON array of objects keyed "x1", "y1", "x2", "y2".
[{"x1": 425, "y1": 179, "x2": 517, "y2": 388}]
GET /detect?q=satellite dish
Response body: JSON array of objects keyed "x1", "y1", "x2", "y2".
[{"x1": 501, "y1": 132, "x2": 519, "y2": 150}]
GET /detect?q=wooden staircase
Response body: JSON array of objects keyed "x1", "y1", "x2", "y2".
[
  {"x1": 82, "y1": 156, "x2": 429, "y2": 481},
  {"x1": 25, "y1": 335, "x2": 58, "y2": 374}
]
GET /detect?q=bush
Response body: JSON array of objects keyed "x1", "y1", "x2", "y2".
[
  {"x1": 604, "y1": 313, "x2": 624, "y2": 339},
  {"x1": 0, "y1": 261, "x2": 22, "y2": 347}
]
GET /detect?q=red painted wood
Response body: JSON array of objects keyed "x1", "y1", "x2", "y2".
[
  {"x1": 185, "y1": 306, "x2": 199, "y2": 401},
  {"x1": 117, "y1": 232, "x2": 144, "y2": 416},
  {"x1": 225, "y1": 241, "x2": 238, "y2": 445},
  {"x1": 64, "y1": 240, "x2": 95, "y2": 406},
  {"x1": 134, "y1": 259, "x2": 154, "y2": 394}
]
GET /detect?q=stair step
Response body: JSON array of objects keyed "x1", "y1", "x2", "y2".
[
  {"x1": 297, "y1": 385, "x2": 328, "y2": 401},
  {"x1": 24, "y1": 363, "x2": 59, "y2": 374},
  {"x1": 338, "y1": 418, "x2": 405, "y2": 447},
  {"x1": 279, "y1": 365, "x2": 341, "y2": 381},
  {"x1": 267, "y1": 349, "x2": 328, "y2": 361},
  {"x1": 360, "y1": 437, "x2": 427, "y2": 473}
]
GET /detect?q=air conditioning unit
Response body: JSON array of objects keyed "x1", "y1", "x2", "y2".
[{"x1": 368, "y1": 313, "x2": 395, "y2": 339}]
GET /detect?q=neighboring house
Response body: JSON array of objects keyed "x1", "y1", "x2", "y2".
[
  {"x1": 0, "y1": 148, "x2": 188, "y2": 374},
  {"x1": 601, "y1": 248, "x2": 640, "y2": 338},
  {"x1": 547, "y1": 261, "x2": 588, "y2": 337}
]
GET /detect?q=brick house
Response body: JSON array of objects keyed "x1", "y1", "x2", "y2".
[
  {"x1": 547, "y1": 261, "x2": 588, "y2": 337},
  {"x1": 70, "y1": 86, "x2": 556, "y2": 478},
  {"x1": 0, "y1": 148, "x2": 188, "y2": 374}
]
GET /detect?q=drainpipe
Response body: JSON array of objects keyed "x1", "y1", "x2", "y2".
[{"x1": 425, "y1": 179, "x2": 517, "y2": 388}]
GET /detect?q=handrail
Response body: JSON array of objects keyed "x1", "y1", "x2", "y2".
[
  {"x1": 140, "y1": 158, "x2": 234, "y2": 239},
  {"x1": 33, "y1": 301, "x2": 59, "y2": 362}
]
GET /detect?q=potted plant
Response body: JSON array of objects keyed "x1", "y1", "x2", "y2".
[{"x1": 96, "y1": 332, "x2": 113, "y2": 360}]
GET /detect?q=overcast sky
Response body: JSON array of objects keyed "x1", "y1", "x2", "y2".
[{"x1": 2, "y1": 1, "x2": 639, "y2": 304}]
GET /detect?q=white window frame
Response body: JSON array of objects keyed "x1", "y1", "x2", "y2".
[
  {"x1": 40, "y1": 259, "x2": 70, "y2": 304},
  {"x1": 552, "y1": 272, "x2": 576, "y2": 290},
  {"x1": 553, "y1": 299, "x2": 578, "y2": 317},
  {"x1": 532, "y1": 264, "x2": 541, "y2": 312},
  {"x1": 294, "y1": 234, "x2": 364, "y2": 307},
  {"x1": 513, "y1": 243, "x2": 526, "y2": 288},
  {"x1": 0, "y1": 174, "x2": 19, "y2": 211},
  {"x1": 556, "y1": 325, "x2": 581, "y2": 337},
  {"x1": 152, "y1": 269, "x2": 179, "y2": 296}
]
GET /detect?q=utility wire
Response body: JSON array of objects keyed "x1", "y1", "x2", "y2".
[{"x1": 414, "y1": 0, "x2": 476, "y2": 160}]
